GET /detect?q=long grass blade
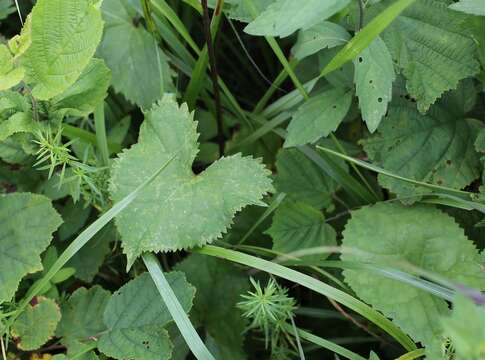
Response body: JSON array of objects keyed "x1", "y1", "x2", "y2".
[{"x1": 195, "y1": 245, "x2": 417, "y2": 351}]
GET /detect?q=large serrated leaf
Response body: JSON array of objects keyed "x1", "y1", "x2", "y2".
[
  {"x1": 0, "y1": 193, "x2": 62, "y2": 303},
  {"x1": 342, "y1": 203, "x2": 485, "y2": 348},
  {"x1": 99, "y1": 0, "x2": 172, "y2": 109},
  {"x1": 380, "y1": 0, "x2": 479, "y2": 112},
  {"x1": 0, "y1": 44, "x2": 24, "y2": 91},
  {"x1": 244, "y1": 0, "x2": 351, "y2": 38},
  {"x1": 110, "y1": 95, "x2": 273, "y2": 266},
  {"x1": 21, "y1": 0, "x2": 104, "y2": 100},
  {"x1": 353, "y1": 36, "x2": 395, "y2": 133},
  {"x1": 362, "y1": 98, "x2": 483, "y2": 199},
  {"x1": 98, "y1": 272, "x2": 195, "y2": 360},
  {"x1": 11, "y1": 297, "x2": 61, "y2": 350}
]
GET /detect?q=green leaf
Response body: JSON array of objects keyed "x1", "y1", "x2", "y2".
[
  {"x1": 292, "y1": 21, "x2": 350, "y2": 60},
  {"x1": 176, "y1": 254, "x2": 249, "y2": 360},
  {"x1": 266, "y1": 201, "x2": 337, "y2": 259},
  {"x1": 98, "y1": 271, "x2": 195, "y2": 360},
  {"x1": 67, "y1": 223, "x2": 113, "y2": 283},
  {"x1": 449, "y1": 0, "x2": 485, "y2": 16},
  {"x1": 110, "y1": 95, "x2": 273, "y2": 267},
  {"x1": 0, "y1": 0, "x2": 15, "y2": 21},
  {"x1": 99, "y1": 0, "x2": 172, "y2": 109},
  {"x1": 21, "y1": 0, "x2": 104, "y2": 100},
  {"x1": 380, "y1": 0, "x2": 480, "y2": 112},
  {"x1": 0, "y1": 44, "x2": 24, "y2": 91},
  {"x1": 284, "y1": 88, "x2": 352, "y2": 147},
  {"x1": 207, "y1": 0, "x2": 275, "y2": 22},
  {"x1": 353, "y1": 36, "x2": 395, "y2": 133},
  {"x1": 11, "y1": 297, "x2": 61, "y2": 350},
  {"x1": 441, "y1": 296, "x2": 485, "y2": 359},
  {"x1": 0, "y1": 112, "x2": 34, "y2": 142},
  {"x1": 362, "y1": 99, "x2": 483, "y2": 199},
  {"x1": 244, "y1": 0, "x2": 351, "y2": 37},
  {"x1": 50, "y1": 58, "x2": 111, "y2": 117},
  {"x1": 274, "y1": 148, "x2": 339, "y2": 209},
  {"x1": 0, "y1": 193, "x2": 62, "y2": 303},
  {"x1": 56, "y1": 286, "x2": 110, "y2": 345},
  {"x1": 342, "y1": 203, "x2": 485, "y2": 348}
]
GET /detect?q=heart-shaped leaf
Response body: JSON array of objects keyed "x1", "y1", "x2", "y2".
[{"x1": 110, "y1": 95, "x2": 274, "y2": 267}]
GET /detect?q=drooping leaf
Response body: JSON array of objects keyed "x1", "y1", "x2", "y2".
[
  {"x1": 50, "y1": 58, "x2": 111, "y2": 117},
  {"x1": 266, "y1": 200, "x2": 337, "y2": 259},
  {"x1": 0, "y1": 44, "x2": 24, "y2": 91},
  {"x1": 449, "y1": 0, "x2": 485, "y2": 16},
  {"x1": 441, "y1": 296, "x2": 485, "y2": 359},
  {"x1": 353, "y1": 36, "x2": 395, "y2": 133},
  {"x1": 292, "y1": 22, "x2": 350, "y2": 60},
  {"x1": 11, "y1": 297, "x2": 61, "y2": 350},
  {"x1": 21, "y1": 0, "x2": 104, "y2": 100},
  {"x1": 379, "y1": 0, "x2": 479, "y2": 112},
  {"x1": 284, "y1": 87, "x2": 352, "y2": 147},
  {"x1": 99, "y1": 0, "x2": 172, "y2": 109},
  {"x1": 110, "y1": 95, "x2": 273, "y2": 267},
  {"x1": 56, "y1": 286, "x2": 110, "y2": 343},
  {"x1": 244, "y1": 0, "x2": 351, "y2": 37},
  {"x1": 0, "y1": 192, "x2": 62, "y2": 303},
  {"x1": 98, "y1": 272, "x2": 195, "y2": 360},
  {"x1": 342, "y1": 203, "x2": 485, "y2": 348},
  {"x1": 176, "y1": 254, "x2": 249, "y2": 360},
  {"x1": 274, "y1": 148, "x2": 339, "y2": 209},
  {"x1": 362, "y1": 98, "x2": 483, "y2": 199}
]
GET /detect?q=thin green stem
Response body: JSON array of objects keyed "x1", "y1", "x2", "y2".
[{"x1": 94, "y1": 102, "x2": 110, "y2": 166}]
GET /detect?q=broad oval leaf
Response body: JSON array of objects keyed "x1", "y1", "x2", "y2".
[
  {"x1": 353, "y1": 36, "x2": 395, "y2": 133},
  {"x1": 292, "y1": 21, "x2": 350, "y2": 60},
  {"x1": 21, "y1": 0, "x2": 104, "y2": 100},
  {"x1": 244, "y1": 0, "x2": 351, "y2": 38},
  {"x1": 98, "y1": 272, "x2": 195, "y2": 360},
  {"x1": 0, "y1": 192, "x2": 62, "y2": 303},
  {"x1": 11, "y1": 297, "x2": 61, "y2": 350},
  {"x1": 99, "y1": 0, "x2": 172, "y2": 109},
  {"x1": 285, "y1": 87, "x2": 352, "y2": 147},
  {"x1": 342, "y1": 203, "x2": 485, "y2": 348},
  {"x1": 110, "y1": 95, "x2": 273, "y2": 266}
]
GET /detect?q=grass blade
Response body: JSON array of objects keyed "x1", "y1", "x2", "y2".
[
  {"x1": 143, "y1": 253, "x2": 215, "y2": 360},
  {"x1": 195, "y1": 245, "x2": 417, "y2": 351},
  {"x1": 320, "y1": 0, "x2": 417, "y2": 77},
  {"x1": 94, "y1": 102, "x2": 110, "y2": 166}
]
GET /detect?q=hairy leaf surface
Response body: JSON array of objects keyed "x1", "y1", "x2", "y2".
[
  {"x1": 380, "y1": 0, "x2": 479, "y2": 112},
  {"x1": 21, "y1": 0, "x2": 103, "y2": 100},
  {"x1": 110, "y1": 95, "x2": 273, "y2": 266}
]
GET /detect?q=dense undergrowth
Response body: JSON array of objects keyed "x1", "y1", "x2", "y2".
[{"x1": 0, "y1": 0, "x2": 485, "y2": 359}]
